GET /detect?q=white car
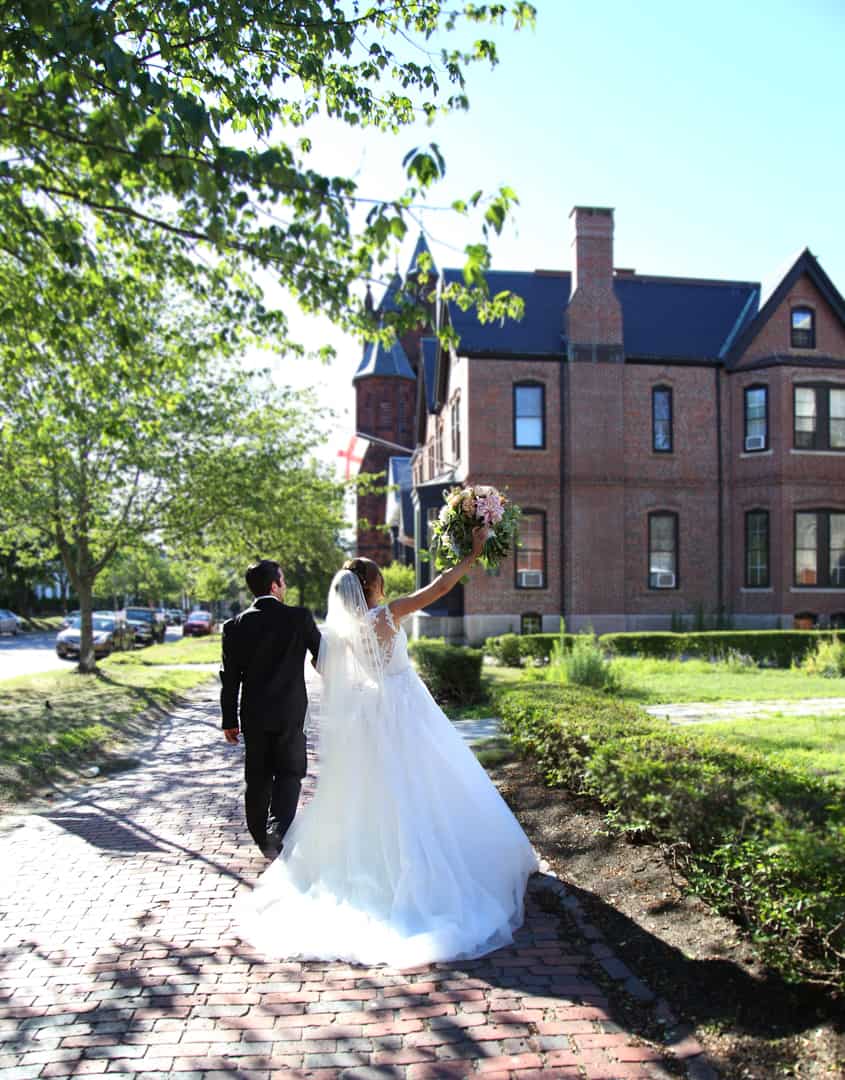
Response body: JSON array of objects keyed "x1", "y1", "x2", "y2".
[{"x1": 0, "y1": 609, "x2": 20, "y2": 635}]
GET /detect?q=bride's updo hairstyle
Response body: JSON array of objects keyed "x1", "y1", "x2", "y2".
[{"x1": 342, "y1": 557, "x2": 382, "y2": 603}]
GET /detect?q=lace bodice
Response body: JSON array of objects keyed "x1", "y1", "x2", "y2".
[{"x1": 366, "y1": 605, "x2": 411, "y2": 675}]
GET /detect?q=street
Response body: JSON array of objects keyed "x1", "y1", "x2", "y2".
[{"x1": 0, "y1": 625, "x2": 183, "y2": 681}]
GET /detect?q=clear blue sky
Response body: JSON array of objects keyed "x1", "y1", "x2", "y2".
[{"x1": 262, "y1": 0, "x2": 845, "y2": 462}]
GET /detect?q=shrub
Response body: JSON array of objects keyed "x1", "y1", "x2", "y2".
[
  {"x1": 600, "y1": 630, "x2": 839, "y2": 668},
  {"x1": 717, "y1": 648, "x2": 757, "y2": 672},
  {"x1": 408, "y1": 639, "x2": 483, "y2": 704},
  {"x1": 801, "y1": 635, "x2": 845, "y2": 678},
  {"x1": 554, "y1": 633, "x2": 618, "y2": 691},
  {"x1": 484, "y1": 632, "x2": 576, "y2": 665},
  {"x1": 485, "y1": 632, "x2": 523, "y2": 668},
  {"x1": 496, "y1": 681, "x2": 845, "y2": 991},
  {"x1": 381, "y1": 562, "x2": 416, "y2": 602}
]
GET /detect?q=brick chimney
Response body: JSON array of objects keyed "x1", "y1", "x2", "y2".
[{"x1": 566, "y1": 206, "x2": 623, "y2": 361}]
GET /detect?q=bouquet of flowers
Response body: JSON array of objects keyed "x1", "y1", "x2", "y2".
[{"x1": 429, "y1": 484, "x2": 521, "y2": 572}]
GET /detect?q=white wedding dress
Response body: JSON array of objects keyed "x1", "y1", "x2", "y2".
[{"x1": 237, "y1": 598, "x2": 538, "y2": 969}]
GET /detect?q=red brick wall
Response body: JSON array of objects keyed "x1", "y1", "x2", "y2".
[
  {"x1": 622, "y1": 365, "x2": 721, "y2": 617},
  {"x1": 461, "y1": 357, "x2": 562, "y2": 617},
  {"x1": 737, "y1": 274, "x2": 845, "y2": 365},
  {"x1": 355, "y1": 373, "x2": 416, "y2": 564},
  {"x1": 566, "y1": 207, "x2": 623, "y2": 347},
  {"x1": 726, "y1": 363, "x2": 845, "y2": 622}
]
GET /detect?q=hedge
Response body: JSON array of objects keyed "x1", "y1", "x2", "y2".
[
  {"x1": 407, "y1": 639, "x2": 484, "y2": 704},
  {"x1": 485, "y1": 632, "x2": 576, "y2": 666},
  {"x1": 600, "y1": 629, "x2": 841, "y2": 667},
  {"x1": 495, "y1": 682, "x2": 845, "y2": 992}
]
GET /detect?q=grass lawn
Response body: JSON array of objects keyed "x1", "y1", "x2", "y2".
[
  {"x1": 106, "y1": 634, "x2": 221, "y2": 665},
  {"x1": 687, "y1": 712, "x2": 845, "y2": 787},
  {"x1": 0, "y1": 662, "x2": 215, "y2": 806},
  {"x1": 19, "y1": 614, "x2": 65, "y2": 632},
  {"x1": 610, "y1": 655, "x2": 845, "y2": 704}
]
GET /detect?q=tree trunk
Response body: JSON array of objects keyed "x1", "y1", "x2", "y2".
[{"x1": 76, "y1": 577, "x2": 97, "y2": 674}]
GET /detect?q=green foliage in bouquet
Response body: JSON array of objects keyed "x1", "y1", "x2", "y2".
[{"x1": 429, "y1": 486, "x2": 521, "y2": 572}]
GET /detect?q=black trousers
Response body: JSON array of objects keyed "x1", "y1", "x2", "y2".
[{"x1": 242, "y1": 724, "x2": 307, "y2": 851}]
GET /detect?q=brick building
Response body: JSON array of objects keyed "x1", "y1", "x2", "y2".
[{"x1": 353, "y1": 208, "x2": 845, "y2": 643}]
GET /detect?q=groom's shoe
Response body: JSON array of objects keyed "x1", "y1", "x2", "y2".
[{"x1": 260, "y1": 840, "x2": 282, "y2": 860}]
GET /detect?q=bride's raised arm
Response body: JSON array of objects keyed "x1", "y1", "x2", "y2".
[{"x1": 388, "y1": 525, "x2": 488, "y2": 623}]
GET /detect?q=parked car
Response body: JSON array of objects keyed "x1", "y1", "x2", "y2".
[
  {"x1": 124, "y1": 606, "x2": 167, "y2": 645},
  {"x1": 0, "y1": 608, "x2": 19, "y2": 635},
  {"x1": 182, "y1": 610, "x2": 214, "y2": 637},
  {"x1": 166, "y1": 608, "x2": 184, "y2": 626},
  {"x1": 55, "y1": 614, "x2": 132, "y2": 659}
]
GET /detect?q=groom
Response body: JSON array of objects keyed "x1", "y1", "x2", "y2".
[{"x1": 220, "y1": 559, "x2": 321, "y2": 859}]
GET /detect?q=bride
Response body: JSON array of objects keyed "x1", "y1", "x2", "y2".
[{"x1": 237, "y1": 526, "x2": 539, "y2": 968}]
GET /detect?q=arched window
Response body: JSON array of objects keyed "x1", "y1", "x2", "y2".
[
  {"x1": 652, "y1": 386, "x2": 673, "y2": 452},
  {"x1": 513, "y1": 382, "x2": 545, "y2": 449},
  {"x1": 791, "y1": 307, "x2": 815, "y2": 349},
  {"x1": 648, "y1": 511, "x2": 679, "y2": 589},
  {"x1": 745, "y1": 509, "x2": 770, "y2": 588},
  {"x1": 743, "y1": 384, "x2": 768, "y2": 452}
]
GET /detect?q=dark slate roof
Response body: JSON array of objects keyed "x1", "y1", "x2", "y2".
[
  {"x1": 353, "y1": 337, "x2": 415, "y2": 380},
  {"x1": 407, "y1": 233, "x2": 438, "y2": 278},
  {"x1": 441, "y1": 268, "x2": 760, "y2": 362},
  {"x1": 378, "y1": 272, "x2": 403, "y2": 315},
  {"x1": 725, "y1": 248, "x2": 845, "y2": 369},
  {"x1": 388, "y1": 455, "x2": 415, "y2": 539},
  {"x1": 443, "y1": 269, "x2": 567, "y2": 356},
  {"x1": 420, "y1": 337, "x2": 438, "y2": 412}
]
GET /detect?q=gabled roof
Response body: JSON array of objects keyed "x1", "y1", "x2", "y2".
[
  {"x1": 725, "y1": 248, "x2": 845, "y2": 369},
  {"x1": 353, "y1": 337, "x2": 415, "y2": 380},
  {"x1": 441, "y1": 268, "x2": 760, "y2": 362}
]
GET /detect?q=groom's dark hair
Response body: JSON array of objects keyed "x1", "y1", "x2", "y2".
[{"x1": 245, "y1": 560, "x2": 282, "y2": 598}]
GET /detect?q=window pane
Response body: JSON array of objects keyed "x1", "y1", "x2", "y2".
[
  {"x1": 796, "y1": 513, "x2": 817, "y2": 548},
  {"x1": 516, "y1": 513, "x2": 545, "y2": 586},
  {"x1": 649, "y1": 515, "x2": 674, "y2": 549},
  {"x1": 746, "y1": 511, "x2": 769, "y2": 587},
  {"x1": 830, "y1": 390, "x2": 845, "y2": 449},
  {"x1": 795, "y1": 512, "x2": 818, "y2": 585},
  {"x1": 515, "y1": 417, "x2": 543, "y2": 447},
  {"x1": 654, "y1": 422, "x2": 671, "y2": 450},
  {"x1": 649, "y1": 514, "x2": 676, "y2": 583},
  {"x1": 649, "y1": 552, "x2": 674, "y2": 575},
  {"x1": 831, "y1": 514, "x2": 845, "y2": 586},
  {"x1": 745, "y1": 387, "x2": 767, "y2": 443},
  {"x1": 515, "y1": 386, "x2": 543, "y2": 417},
  {"x1": 653, "y1": 389, "x2": 672, "y2": 450},
  {"x1": 792, "y1": 310, "x2": 813, "y2": 331},
  {"x1": 746, "y1": 388, "x2": 766, "y2": 419},
  {"x1": 795, "y1": 388, "x2": 817, "y2": 448}
]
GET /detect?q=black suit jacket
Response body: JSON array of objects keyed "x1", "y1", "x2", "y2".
[{"x1": 219, "y1": 598, "x2": 321, "y2": 734}]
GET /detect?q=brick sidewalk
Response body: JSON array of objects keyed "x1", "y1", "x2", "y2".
[{"x1": 0, "y1": 673, "x2": 718, "y2": 1080}]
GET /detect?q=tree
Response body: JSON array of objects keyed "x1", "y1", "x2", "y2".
[
  {"x1": 0, "y1": 1, "x2": 532, "y2": 344},
  {"x1": 0, "y1": 247, "x2": 344, "y2": 671},
  {"x1": 382, "y1": 561, "x2": 415, "y2": 601}
]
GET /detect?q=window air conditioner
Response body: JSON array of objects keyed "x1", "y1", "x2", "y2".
[
  {"x1": 517, "y1": 570, "x2": 544, "y2": 588},
  {"x1": 744, "y1": 434, "x2": 766, "y2": 451},
  {"x1": 654, "y1": 572, "x2": 676, "y2": 588}
]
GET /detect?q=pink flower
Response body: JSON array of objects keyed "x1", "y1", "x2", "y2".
[{"x1": 475, "y1": 490, "x2": 505, "y2": 526}]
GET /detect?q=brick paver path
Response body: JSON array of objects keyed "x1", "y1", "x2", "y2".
[{"x1": 0, "y1": 672, "x2": 718, "y2": 1080}]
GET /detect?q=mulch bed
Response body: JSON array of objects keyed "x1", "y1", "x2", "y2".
[{"x1": 489, "y1": 757, "x2": 844, "y2": 1080}]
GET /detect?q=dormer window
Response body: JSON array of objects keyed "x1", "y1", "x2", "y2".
[{"x1": 791, "y1": 307, "x2": 815, "y2": 349}]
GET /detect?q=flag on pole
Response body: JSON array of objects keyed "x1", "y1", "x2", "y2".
[{"x1": 337, "y1": 434, "x2": 368, "y2": 480}]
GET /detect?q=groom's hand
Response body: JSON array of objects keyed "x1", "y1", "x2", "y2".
[{"x1": 223, "y1": 727, "x2": 240, "y2": 744}]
